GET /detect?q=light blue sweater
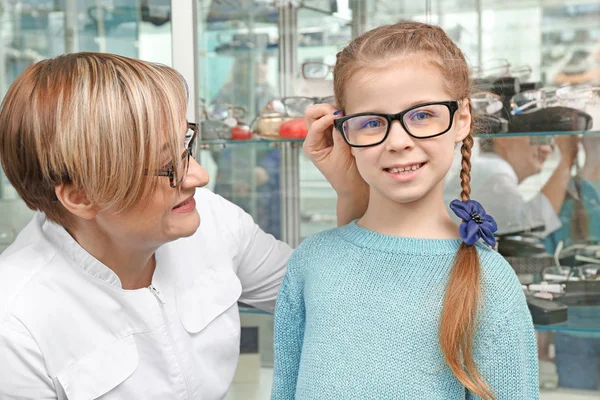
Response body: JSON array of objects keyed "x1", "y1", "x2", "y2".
[{"x1": 271, "y1": 221, "x2": 539, "y2": 399}]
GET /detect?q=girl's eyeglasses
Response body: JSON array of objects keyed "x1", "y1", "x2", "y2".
[{"x1": 333, "y1": 100, "x2": 461, "y2": 148}]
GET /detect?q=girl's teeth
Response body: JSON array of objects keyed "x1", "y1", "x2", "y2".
[{"x1": 389, "y1": 164, "x2": 422, "y2": 174}]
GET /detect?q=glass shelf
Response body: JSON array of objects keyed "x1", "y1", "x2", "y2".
[
  {"x1": 197, "y1": 130, "x2": 600, "y2": 147},
  {"x1": 478, "y1": 130, "x2": 600, "y2": 138},
  {"x1": 240, "y1": 304, "x2": 600, "y2": 335},
  {"x1": 536, "y1": 306, "x2": 600, "y2": 333},
  {"x1": 239, "y1": 306, "x2": 271, "y2": 316}
]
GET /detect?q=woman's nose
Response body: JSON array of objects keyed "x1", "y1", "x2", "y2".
[{"x1": 183, "y1": 158, "x2": 210, "y2": 189}]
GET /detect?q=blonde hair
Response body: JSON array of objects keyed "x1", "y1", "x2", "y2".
[
  {"x1": 0, "y1": 52, "x2": 188, "y2": 227},
  {"x1": 334, "y1": 22, "x2": 494, "y2": 399}
]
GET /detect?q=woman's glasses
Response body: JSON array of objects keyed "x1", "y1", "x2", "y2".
[
  {"x1": 155, "y1": 122, "x2": 198, "y2": 188},
  {"x1": 333, "y1": 100, "x2": 461, "y2": 148}
]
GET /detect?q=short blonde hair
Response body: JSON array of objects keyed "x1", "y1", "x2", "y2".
[{"x1": 0, "y1": 53, "x2": 188, "y2": 227}]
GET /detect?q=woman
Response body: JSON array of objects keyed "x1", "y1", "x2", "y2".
[{"x1": 0, "y1": 53, "x2": 367, "y2": 399}]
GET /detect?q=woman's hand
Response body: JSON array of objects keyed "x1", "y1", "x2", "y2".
[{"x1": 303, "y1": 104, "x2": 369, "y2": 225}]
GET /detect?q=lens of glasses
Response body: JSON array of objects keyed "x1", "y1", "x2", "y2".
[
  {"x1": 302, "y1": 62, "x2": 331, "y2": 79},
  {"x1": 341, "y1": 104, "x2": 452, "y2": 146},
  {"x1": 186, "y1": 124, "x2": 197, "y2": 159},
  {"x1": 172, "y1": 125, "x2": 197, "y2": 187},
  {"x1": 342, "y1": 115, "x2": 388, "y2": 146},
  {"x1": 403, "y1": 104, "x2": 451, "y2": 137}
]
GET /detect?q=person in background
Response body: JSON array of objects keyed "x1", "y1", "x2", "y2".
[
  {"x1": 546, "y1": 134, "x2": 600, "y2": 391},
  {"x1": 444, "y1": 134, "x2": 578, "y2": 238},
  {"x1": 546, "y1": 47, "x2": 600, "y2": 392}
]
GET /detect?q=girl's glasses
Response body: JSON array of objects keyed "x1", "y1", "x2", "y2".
[{"x1": 334, "y1": 100, "x2": 461, "y2": 148}]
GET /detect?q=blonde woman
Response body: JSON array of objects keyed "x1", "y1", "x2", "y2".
[{"x1": 0, "y1": 53, "x2": 366, "y2": 399}]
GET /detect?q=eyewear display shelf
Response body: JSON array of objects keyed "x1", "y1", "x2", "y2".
[{"x1": 198, "y1": 129, "x2": 600, "y2": 337}]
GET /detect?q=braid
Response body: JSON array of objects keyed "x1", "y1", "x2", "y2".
[
  {"x1": 460, "y1": 135, "x2": 474, "y2": 202},
  {"x1": 459, "y1": 103, "x2": 476, "y2": 202}
]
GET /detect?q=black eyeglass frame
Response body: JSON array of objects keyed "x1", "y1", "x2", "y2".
[
  {"x1": 155, "y1": 122, "x2": 199, "y2": 188},
  {"x1": 333, "y1": 100, "x2": 461, "y2": 148}
]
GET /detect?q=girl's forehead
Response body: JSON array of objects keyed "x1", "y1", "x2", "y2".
[{"x1": 344, "y1": 63, "x2": 450, "y2": 113}]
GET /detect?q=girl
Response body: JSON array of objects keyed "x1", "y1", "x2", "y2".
[{"x1": 271, "y1": 22, "x2": 538, "y2": 399}]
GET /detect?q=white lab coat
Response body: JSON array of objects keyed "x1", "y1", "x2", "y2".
[
  {"x1": 0, "y1": 188, "x2": 292, "y2": 400},
  {"x1": 444, "y1": 152, "x2": 562, "y2": 237}
]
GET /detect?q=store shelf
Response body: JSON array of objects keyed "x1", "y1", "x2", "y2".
[
  {"x1": 240, "y1": 305, "x2": 600, "y2": 335},
  {"x1": 198, "y1": 130, "x2": 600, "y2": 147},
  {"x1": 535, "y1": 306, "x2": 600, "y2": 333},
  {"x1": 240, "y1": 306, "x2": 271, "y2": 316},
  {"x1": 477, "y1": 130, "x2": 600, "y2": 138}
]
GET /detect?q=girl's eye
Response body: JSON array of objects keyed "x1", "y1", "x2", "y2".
[
  {"x1": 411, "y1": 111, "x2": 431, "y2": 121},
  {"x1": 360, "y1": 119, "x2": 383, "y2": 129}
]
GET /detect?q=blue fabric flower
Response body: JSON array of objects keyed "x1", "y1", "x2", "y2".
[{"x1": 450, "y1": 199, "x2": 498, "y2": 247}]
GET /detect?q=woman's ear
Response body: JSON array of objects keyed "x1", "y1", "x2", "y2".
[
  {"x1": 454, "y1": 99, "x2": 472, "y2": 144},
  {"x1": 55, "y1": 184, "x2": 98, "y2": 220}
]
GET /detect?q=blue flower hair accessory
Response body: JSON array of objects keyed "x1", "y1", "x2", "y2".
[{"x1": 450, "y1": 199, "x2": 498, "y2": 247}]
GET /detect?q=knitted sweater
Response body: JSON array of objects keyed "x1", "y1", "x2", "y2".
[{"x1": 271, "y1": 221, "x2": 539, "y2": 400}]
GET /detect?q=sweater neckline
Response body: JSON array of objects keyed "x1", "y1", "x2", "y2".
[{"x1": 337, "y1": 220, "x2": 465, "y2": 256}]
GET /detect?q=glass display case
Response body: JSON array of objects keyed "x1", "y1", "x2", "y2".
[{"x1": 192, "y1": 1, "x2": 600, "y2": 398}]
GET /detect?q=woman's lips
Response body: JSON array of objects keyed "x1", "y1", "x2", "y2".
[{"x1": 172, "y1": 196, "x2": 196, "y2": 213}]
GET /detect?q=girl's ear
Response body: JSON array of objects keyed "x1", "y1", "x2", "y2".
[{"x1": 454, "y1": 99, "x2": 472, "y2": 144}]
